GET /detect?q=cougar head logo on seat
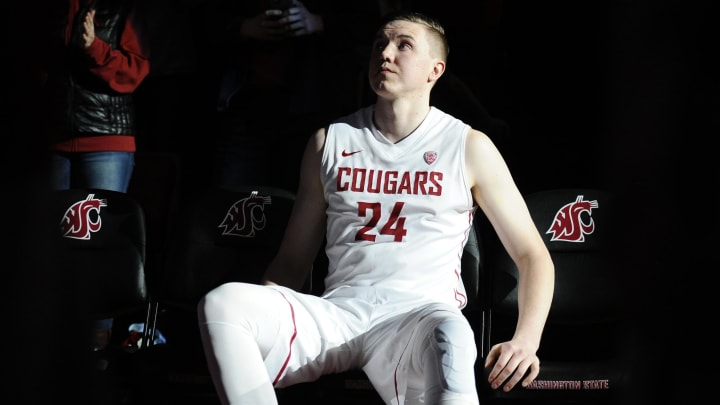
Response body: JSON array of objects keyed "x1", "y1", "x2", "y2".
[
  {"x1": 60, "y1": 194, "x2": 108, "y2": 240},
  {"x1": 219, "y1": 191, "x2": 272, "y2": 237},
  {"x1": 546, "y1": 195, "x2": 598, "y2": 242}
]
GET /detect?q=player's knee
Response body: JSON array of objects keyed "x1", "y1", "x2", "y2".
[
  {"x1": 198, "y1": 282, "x2": 260, "y2": 323},
  {"x1": 420, "y1": 318, "x2": 478, "y2": 401},
  {"x1": 431, "y1": 318, "x2": 477, "y2": 360}
]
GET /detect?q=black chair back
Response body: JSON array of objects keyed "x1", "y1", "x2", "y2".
[
  {"x1": 51, "y1": 188, "x2": 148, "y2": 321},
  {"x1": 478, "y1": 188, "x2": 631, "y2": 404},
  {"x1": 158, "y1": 185, "x2": 298, "y2": 311}
]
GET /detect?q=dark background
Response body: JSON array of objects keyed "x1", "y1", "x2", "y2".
[{"x1": 5, "y1": 1, "x2": 719, "y2": 403}]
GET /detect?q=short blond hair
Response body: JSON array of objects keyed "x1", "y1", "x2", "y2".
[{"x1": 379, "y1": 11, "x2": 449, "y2": 61}]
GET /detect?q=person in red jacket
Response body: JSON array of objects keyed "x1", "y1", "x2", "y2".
[{"x1": 37, "y1": 0, "x2": 150, "y2": 356}]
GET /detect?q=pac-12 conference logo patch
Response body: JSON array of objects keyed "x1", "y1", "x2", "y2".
[{"x1": 424, "y1": 151, "x2": 437, "y2": 165}]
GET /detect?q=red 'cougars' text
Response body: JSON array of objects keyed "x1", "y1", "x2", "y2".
[{"x1": 337, "y1": 167, "x2": 443, "y2": 195}]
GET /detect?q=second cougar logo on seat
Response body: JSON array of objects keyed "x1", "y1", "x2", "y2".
[{"x1": 219, "y1": 191, "x2": 272, "y2": 237}]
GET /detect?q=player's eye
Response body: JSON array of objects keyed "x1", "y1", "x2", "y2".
[{"x1": 373, "y1": 40, "x2": 388, "y2": 51}]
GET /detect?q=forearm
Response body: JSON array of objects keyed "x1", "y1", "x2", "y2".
[
  {"x1": 84, "y1": 10, "x2": 150, "y2": 93},
  {"x1": 512, "y1": 253, "x2": 555, "y2": 349},
  {"x1": 262, "y1": 255, "x2": 313, "y2": 292}
]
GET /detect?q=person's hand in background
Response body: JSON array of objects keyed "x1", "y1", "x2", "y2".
[
  {"x1": 238, "y1": 1, "x2": 323, "y2": 41},
  {"x1": 82, "y1": 8, "x2": 96, "y2": 48},
  {"x1": 282, "y1": 1, "x2": 323, "y2": 36}
]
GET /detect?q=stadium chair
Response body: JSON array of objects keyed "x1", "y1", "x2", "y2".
[
  {"x1": 156, "y1": 184, "x2": 300, "y2": 311},
  {"x1": 50, "y1": 188, "x2": 150, "y2": 331},
  {"x1": 131, "y1": 184, "x2": 300, "y2": 404},
  {"x1": 477, "y1": 188, "x2": 633, "y2": 404},
  {"x1": 41, "y1": 188, "x2": 152, "y2": 403},
  {"x1": 127, "y1": 151, "x2": 183, "y2": 310}
]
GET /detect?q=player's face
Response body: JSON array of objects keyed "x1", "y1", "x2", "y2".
[{"x1": 368, "y1": 20, "x2": 439, "y2": 99}]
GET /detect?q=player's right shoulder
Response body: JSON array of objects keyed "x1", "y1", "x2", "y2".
[{"x1": 311, "y1": 127, "x2": 328, "y2": 152}]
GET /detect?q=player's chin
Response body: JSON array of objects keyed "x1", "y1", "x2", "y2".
[
  {"x1": 368, "y1": 72, "x2": 390, "y2": 87},
  {"x1": 369, "y1": 80, "x2": 392, "y2": 96}
]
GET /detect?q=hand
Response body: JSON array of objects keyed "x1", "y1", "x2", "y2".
[
  {"x1": 240, "y1": 9, "x2": 290, "y2": 41},
  {"x1": 282, "y1": 1, "x2": 324, "y2": 37},
  {"x1": 82, "y1": 9, "x2": 96, "y2": 48},
  {"x1": 484, "y1": 339, "x2": 540, "y2": 392},
  {"x1": 239, "y1": 1, "x2": 323, "y2": 40}
]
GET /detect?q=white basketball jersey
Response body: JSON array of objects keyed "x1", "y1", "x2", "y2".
[{"x1": 320, "y1": 106, "x2": 476, "y2": 309}]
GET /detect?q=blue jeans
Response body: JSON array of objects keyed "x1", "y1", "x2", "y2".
[
  {"x1": 50, "y1": 151, "x2": 135, "y2": 330},
  {"x1": 50, "y1": 151, "x2": 135, "y2": 192}
]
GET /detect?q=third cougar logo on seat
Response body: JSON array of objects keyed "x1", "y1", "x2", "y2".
[{"x1": 546, "y1": 195, "x2": 598, "y2": 242}]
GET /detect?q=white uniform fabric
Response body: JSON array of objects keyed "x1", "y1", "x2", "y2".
[
  {"x1": 199, "y1": 106, "x2": 480, "y2": 405},
  {"x1": 321, "y1": 106, "x2": 475, "y2": 308}
]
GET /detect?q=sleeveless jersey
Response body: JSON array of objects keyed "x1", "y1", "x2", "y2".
[{"x1": 320, "y1": 106, "x2": 476, "y2": 309}]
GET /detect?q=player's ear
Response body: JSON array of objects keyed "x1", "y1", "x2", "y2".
[{"x1": 428, "y1": 59, "x2": 446, "y2": 83}]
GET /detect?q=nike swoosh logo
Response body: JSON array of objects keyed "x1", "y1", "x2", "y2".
[{"x1": 341, "y1": 150, "x2": 362, "y2": 157}]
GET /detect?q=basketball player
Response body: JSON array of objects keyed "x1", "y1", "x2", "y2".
[{"x1": 198, "y1": 10, "x2": 555, "y2": 405}]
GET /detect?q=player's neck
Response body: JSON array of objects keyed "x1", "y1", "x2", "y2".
[{"x1": 372, "y1": 102, "x2": 431, "y2": 144}]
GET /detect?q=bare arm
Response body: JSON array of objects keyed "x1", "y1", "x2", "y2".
[
  {"x1": 465, "y1": 129, "x2": 555, "y2": 392},
  {"x1": 262, "y1": 128, "x2": 328, "y2": 290}
]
